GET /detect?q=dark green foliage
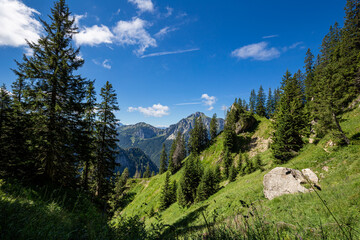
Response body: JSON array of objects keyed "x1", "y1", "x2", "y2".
[
  {"x1": 151, "y1": 171, "x2": 155, "y2": 177},
  {"x1": 172, "y1": 132, "x2": 186, "y2": 172},
  {"x1": 109, "y1": 168, "x2": 129, "y2": 212},
  {"x1": 94, "y1": 81, "x2": 119, "y2": 199},
  {"x1": 223, "y1": 148, "x2": 233, "y2": 179},
  {"x1": 228, "y1": 165, "x2": 237, "y2": 182},
  {"x1": 214, "y1": 165, "x2": 222, "y2": 185},
  {"x1": 243, "y1": 154, "x2": 255, "y2": 175},
  {"x1": 159, "y1": 172, "x2": 172, "y2": 210},
  {"x1": 195, "y1": 168, "x2": 218, "y2": 202},
  {"x1": 256, "y1": 85, "x2": 267, "y2": 117},
  {"x1": 223, "y1": 110, "x2": 236, "y2": 151},
  {"x1": 159, "y1": 143, "x2": 168, "y2": 174},
  {"x1": 237, "y1": 154, "x2": 243, "y2": 175},
  {"x1": 12, "y1": 0, "x2": 89, "y2": 186},
  {"x1": 177, "y1": 155, "x2": 203, "y2": 207},
  {"x1": 143, "y1": 164, "x2": 151, "y2": 178},
  {"x1": 210, "y1": 113, "x2": 218, "y2": 140},
  {"x1": 168, "y1": 139, "x2": 176, "y2": 174},
  {"x1": 254, "y1": 155, "x2": 264, "y2": 172},
  {"x1": 304, "y1": 48, "x2": 315, "y2": 103},
  {"x1": 271, "y1": 70, "x2": 305, "y2": 163},
  {"x1": 266, "y1": 88, "x2": 275, "y2": 118},
  {"x1": 249, "y1": 89, "x2": 256, "y2": 113},
  {"x1": 189, "y1": 116, "x2": 208, "y2": 155}
]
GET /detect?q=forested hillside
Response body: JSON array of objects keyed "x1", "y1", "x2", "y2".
[{"x1": 0, "y1": 0, "x2": 359, "y2": 239}]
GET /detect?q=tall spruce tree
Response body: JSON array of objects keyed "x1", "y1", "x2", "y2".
[
  {"x1": 304, "y1": 48, "x2": 315, "y2": 103},
  {"x1": 313, "y1": 22, "x2": 351, "y2": 144},
  {"x1": 12, "y1": 0, "x2": 88, "y2": 185},
  {"x1": 95, "y1": 81, "x2": 119, "y2": 198},
  {"x1": 172, "y1": 132, "x2": 186, "y2": 171},
  {"x1": 249, "y1": 89, "x2": 257, "y2": 113},
  {"x1": 266, "y1": 88, "x2": 275, "y2": 118},
  {"x1": 271, "y1": 70, "x2": 305, "y2": 162},
  {"x1": 159, "y1": 172, "x2": 172, "y2": 210},
  {"x1": 143, "y1": 164, "x2": 151, "y2": 178},
  {"x1": 210, "y1": 113, "x2": 218, "y2": 141},
  {"x1": 256, "y1": 85, "x2": 267, "y2": 117},
  {"x1": 189, "y1": 116, "x2": 208, "y2": 155},
  {"x1": 159, "y1": 143, "x2": 168, "y2": 174}
]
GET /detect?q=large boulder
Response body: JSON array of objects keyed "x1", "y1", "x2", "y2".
[{"x1": 263, "y1": 167, "x2": 318, "y2": 200}]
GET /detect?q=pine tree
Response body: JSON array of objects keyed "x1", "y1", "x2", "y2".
[
  {"x1": 266, "y1": 88, "x2": 275, "y2": 118},
  {"x1": 271, "y1": 70, "x2": 305, "y2": 162},
  {"x1": 172, "y1": 132, "x2": 186, "y2": 171},
  {"x1": 223, "y1": 110, "x2": 236, "y2": 151},
  {"x1": 304, "y1": 48, "x2": 315, "y2": 103},
  {"x1": 313, "y1": 22, "x2": 351, "y2": 144},
  {"x1": 340, "y1": 0, "x2": 360, "y2": 95},
  {"x1": 159, "y1": 143, "x2": 168, "y2": 174},
  {"x1": 254, "y1": 155, "x2": 264, "y2": 172},
  {"x1": 143, "y1": 164, "x2": 151, "y2": 178},
  {"x1": 12, "y1": 0, "x2": 88, "y2": 185},
  {"x1": 256, "y1": 85, "x2": 267, "y2": 117},
  {"x1": 196, "y1": 168, "x2": 217, "y2": 202},
  {"x1": 214, "y1": 165, "x2": 222, "y2": 186},
  {"x1": 95, "y1": 81, "x2": 119, "y2": 199},
  {"x1": 229, "y1": 165, "x2": 237, "y2": 182},
  {"x1": 237, "y1": 154, "x2": 243, "y2": 175},
  {"x1": 168, "y1": 137, "x2": 177, "y2": 173},
  {"x1": 81, "y1": 81, "x2": 97, "y2": 190},
  {"x1": 223, "y1": 148, "x2": 233, "y2": 178},
  {"x1": 249, "y1": 89, "x2": 257, "y2": 113},
  {"x1": 178, "y1": 156, "x2": 203, "y2": 207},
  {"x1": 189, "y1": 116, "x2": 208, "y2": 155},
  {"x1": 159, "y1": 172, "x2": 172, "y2": 210},
  {"x1": 210, "y1": 113, "x2": 218, "y2": 141}
]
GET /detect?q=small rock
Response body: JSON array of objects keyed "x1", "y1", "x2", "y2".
[
  {"x1": 301, "y1": 168, "x2": 319, "y2": 184},
  {"x1": 322, "y1": 166, "x2": 329, "y2": 172}
]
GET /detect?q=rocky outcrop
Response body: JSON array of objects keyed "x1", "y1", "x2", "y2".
[
  {"x1": 263, "y1": 167, "x2": 319, "y2": 200},
  {"x1": 235, "y1": 114, "x2": 257, "y2": 134}
]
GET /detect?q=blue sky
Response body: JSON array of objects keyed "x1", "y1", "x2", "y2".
[{"x1": 0, "y1": 0, "x2": 346, "y2": 127}]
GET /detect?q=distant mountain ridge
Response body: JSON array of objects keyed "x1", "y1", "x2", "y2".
[{"x1": 117, "y1": 112, "x2": 224, "y2": 167}]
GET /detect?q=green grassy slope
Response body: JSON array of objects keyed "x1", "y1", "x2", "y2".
[{"x1": 115, "y1": 107, "x2": 360, "y2": 237}]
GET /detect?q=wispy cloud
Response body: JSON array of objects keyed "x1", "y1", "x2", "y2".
[
  {"x1": 262, "y1": 34, "x2": 278, "y2": 39},
  {"x1": 140, "y1": 48, "x2": 199, "y2": 58},
  {"x1": 154, "y1": 26, "x2": 177, "y2": 39},
  {"x1": 128, "y1": 0, "x2": 154, "y2": 13},
  {"x1": 92, "y1": 59, "x2": 112, "y2": 69},
  {"x1": 231, "y1": 42, "x2": 280, "y2": 61},
  {"x1": 0, "y1": 0, "x2": 42, "y2": 47},
  {"x1": 113, "y1": 17, "x2": 156, "y2": 56},
  {"x1": 282, "y1": 41, "x2": 304, "y2": 52},
  {"x1": 201, "y1": 94, "x2": 216, "y2": 111},
  {"x1": 164, "y1": 6, "x2": 173, "y2": 17},
  {"x1": 175, "y1": 102, "x2": 201, "y2": 106},
  {"x1": 128, "y1": 103, "x2": 170, "y2": 117}
]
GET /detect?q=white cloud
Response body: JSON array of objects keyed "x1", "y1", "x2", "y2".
[
  {"x1": 102, "y1": 59, "x2": 111, "y2": 69},
  {"x1": 262, "y1": 34, "x2": 278, "y2": 39},
  {"x1": 73, "y1": 13, "x2": 87, "y2": 28},
  {"x1": 74, "y1": 24, "x2": 114, "y2": 46},
  {"x1": 140, "y1": 48, "x2": 199, "y2": 58},
  {"x1": 231, "y1": 42, "x2": 280, "y2": 61},
  {"x1": 0, "y1": 0, "x2": 42, "y2": 47},
  {"x1": 128, "y1": 0, "x2": 154, "y2": 13},
  {"x1": 112, "y1": 17, "x2": 156, "y2": 55},
  {"x1": 201, "y1": 94, "x2": 216, "y2": 111},
  {"x1": 154, "y1": 26, "x2": 177, "y2": 39},
  {"x1": 128, "y1": 103, "x2": 170, "y2": 117},
  {"x1": 164, "y1": 6, "x2": 173, "y2": 17}
]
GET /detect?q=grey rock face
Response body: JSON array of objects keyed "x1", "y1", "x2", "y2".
[{"x1": 263, "y1": 167, "x2": 319, "y2": 200}]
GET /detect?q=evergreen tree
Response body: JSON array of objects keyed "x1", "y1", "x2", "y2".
[
  {"x1": 223, "y1": 148, "x2": 233, "y2": 178},
  {"x1": 143, "y1": 164, "x2": 151, "y2": 178},
  {"x1": 214, "y1": 165, "x2": 222, "y2": 185},
  {"x1": 249, "y1": 89, "x2": 256, "y2": 113},
  {"x1": 210, "y1": 113, "x2": 218, "y2": 141},
  {"x1": 159, "y1": 172, "x2": 172, "y2": 210},
  {"x1": 169, "y1": 180, "x2": 177, "y2": 204},
  {"x1": 256, "y1": 85, "x2": 267, "y2": 117},
  {"x1": 237, "y1": 154, "x2": 243, "y2": 175},
  {"x1": 304, "y1": 48, "x2": 315, "y2": 103},
  {"x1": 168, "y1": 137, "x2": 177, "y2": 173},
  {"x1": 81, "y1": 81, "x2": 97, "y2": 190},
  {"x1": 159, "y1": 143, "x2": 168, "y2": 174},
  {"x1": 178, "y1": 156, "x2": 203, "y2": 207},
  {"x1": 266, "y1": 88, "x2": 275, "y2": 118},
  {"x1": 195, "y1": 168, "x2": 217, "y2": 202},
  {"x1": 223, "y1": 110, "x2": 236, "y2": 152},
  {"x1": 95, "y1": 81, "x2": 119, "y2": 198},
  {"x1": 271, "y1": 70, "x2": 305, "y2": 162},
  {"x1": 229, "y1": 165, "x2": 237, "y2": 182},
  {"x1": 172, "y1": 132, "x2": 186, "y2": 171},
  {"x1": 254, "y1": 155, "x2": 264, "y2": 172},
  {"x1": 12, "y1": 0, "x2": 88, "y2": 185},
  {"x1": 189, "y1": 116, "x2": 208, "y2": 155}
]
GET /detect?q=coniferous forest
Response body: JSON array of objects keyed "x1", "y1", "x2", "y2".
[{"x1": 1, "y1": 0, "x2": 360, "y2": 239}]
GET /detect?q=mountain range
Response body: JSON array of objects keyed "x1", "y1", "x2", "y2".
[{"x1": 116, "y1": 112, "x2": 225, "y2": 167}]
